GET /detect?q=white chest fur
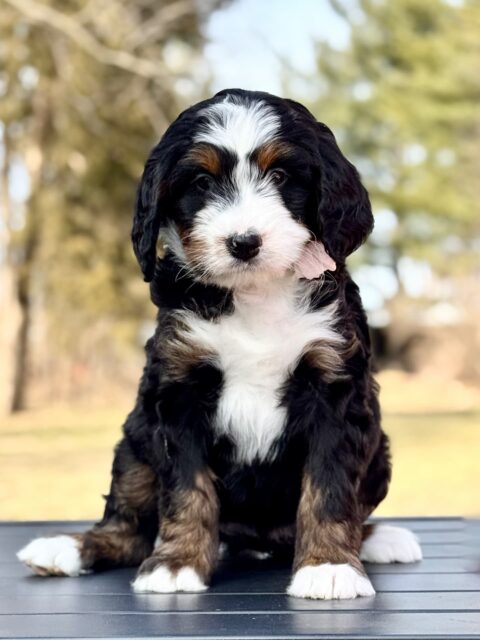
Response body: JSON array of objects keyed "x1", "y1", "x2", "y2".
[{"x1": 175, "y1": 278, "x2": 342, "y2": 463}]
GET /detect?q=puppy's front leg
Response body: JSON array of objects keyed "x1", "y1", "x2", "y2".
[
  {"x1": 288, "y1": 470, "x2": 375, "y2": 600},
  {"x1": 132, "y1": 466, "x2": 219, "y2": 593}
]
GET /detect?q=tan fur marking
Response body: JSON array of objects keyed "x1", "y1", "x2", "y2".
[
  {"x1": 115, "y1": 463, "x2": 157, "y2": 514},
  {"x1": 140, "y1": 469, "x2": 219, "y2": 582},
  {"x1": 77, "y1": 462, "x2": 158, "y2": 570},
  {"x1": 25, "y1": 562, "x2": 68, "y2": 577},
  {"x1": 220, "y1": 522, "x2": 259, "y2": 539},
  {"x1": 79, "y1": 523, "x2": 153, "y2": 570},
  {"x1": 293, "y1": 473, "x2": 364, "y2": 573},
  {"x1": 184, "y1": 144, "x2": 221, "y2": 175},
  {"x1": 362, "y1": 523, "x2": 375, "y2": 541},
  {"x1": 255, "y1": 141, "x2": 292, "y2": 172},
  {"x1": 342, "y1": 332, "x2": 362, "y2": 361},
  {"x1": 268, "y1": 524, "x2": 295, "y2": 546},
  {"x1": 303, "y1": 339, "x2": 345, "y2": 383},
  {"x1": 181, "y1": 231, "x2": 211, "y2": 277},
  {"x1": 301, "y1": 327, "x2": 361, "y2": 383},
  {"x1": 163, "y1": 314, "x2": 216, "y2": 381}
]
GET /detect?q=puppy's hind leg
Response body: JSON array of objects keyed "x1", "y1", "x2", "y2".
[{"x1": 18, "y1": 439, "x2": 158, "y2": 576}]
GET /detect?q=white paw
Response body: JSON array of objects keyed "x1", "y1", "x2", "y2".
[
  {"x1": 287, "y1": 563, "x2": 375, "y2": 600},
  {"x1": 17, "y1": 535, "x2": 82, "y2": 576},
  {"x1": 361, "y1": 525, "x2": 423, "y2": 564},
  {"x1": 132, "y1": 565, "x2": 207, "y2": 593}
]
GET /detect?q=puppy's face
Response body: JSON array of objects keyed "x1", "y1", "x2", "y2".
[
  {"x1": 168, "y1": 101, "x2": 314, "y2": 289},
  {"x1": 133, "y1": 90, "x2": 373, "y2": 287}
]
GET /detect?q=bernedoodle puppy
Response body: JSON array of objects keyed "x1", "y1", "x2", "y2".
[{"x1": 18, "y1": 89, "x2": 422, "y2": 599}]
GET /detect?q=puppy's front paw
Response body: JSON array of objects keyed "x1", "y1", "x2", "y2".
[
  {"x1": 132, "y1": 565, "x2": 207, "y2": 593},
  {"x1": 287, "y1": 563, "x2": 375, "y2": 600},
  {"x1": 17, "y1": 535, "x2": 82, "y2": 577}
]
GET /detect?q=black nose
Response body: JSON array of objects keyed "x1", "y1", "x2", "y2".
[{"x1": 226, "y1": 232, "x2": 262, "y2": 261}]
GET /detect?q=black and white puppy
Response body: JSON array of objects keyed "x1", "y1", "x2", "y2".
[{"x1": 18, "y1": 89, "x2": 422, "y2": 600}]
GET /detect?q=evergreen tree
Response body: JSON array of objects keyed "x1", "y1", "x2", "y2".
[{"x1": 308, "y1": 0, "x2": 479, "y2": 277}]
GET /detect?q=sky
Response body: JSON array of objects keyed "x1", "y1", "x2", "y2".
[{"x1": 205, "y1": 0, "x2": 350, "y2": 96}]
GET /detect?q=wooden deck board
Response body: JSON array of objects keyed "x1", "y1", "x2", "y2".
[{"x1": 0, "y1": 519, "x2": 479, "y2": 639}]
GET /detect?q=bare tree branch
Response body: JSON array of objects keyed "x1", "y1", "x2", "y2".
[
  {"x1": 4, "y1": 0, "x2": 169, "y2": 81},
  {"x1": 329, "y1": 0, "x2": 352, "y2": 22},
  {"x1": 140, "y1": 90, "x2": 170, "y2": 137},
  {"x1": 124, "y1": 0, "x2": 197, "y2": 50}
]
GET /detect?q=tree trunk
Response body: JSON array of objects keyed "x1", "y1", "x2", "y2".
[
  {"x1": 10, "y1": 258, "x2": 35, "y2": 411},
  {"x1": 0, "y1": 126, "x2": 22, "y2": 415},
  {"x1": 7, "y1": 95, "x2": 49, "y2": 413}
]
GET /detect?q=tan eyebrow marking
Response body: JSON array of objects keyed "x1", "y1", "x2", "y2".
[
  {"x1": 254, "y1": 141, "x2": 292, "y2": 172},
  {"x1": 184, "y1": 144, "x2": 221, "y2": 175}
]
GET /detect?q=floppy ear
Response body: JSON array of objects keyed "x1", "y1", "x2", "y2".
[
  {"x1": 315, "y1": 123, "x2": 373, "y2": 261},
  {"x1": 131, "y1": 144, "x2": 170, "y2": 282}
]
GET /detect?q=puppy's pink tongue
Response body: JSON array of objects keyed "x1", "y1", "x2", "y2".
[{"x1": 294, "y1": 241, "x2": 336, "y2": 280}]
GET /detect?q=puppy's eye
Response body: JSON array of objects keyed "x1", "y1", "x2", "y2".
[
  {"x1": 193, "y1": 174, "x2": 213, "y2": 192},
  {"x1": 268, "y1": 168, "x2": 288, "y2": 187}
]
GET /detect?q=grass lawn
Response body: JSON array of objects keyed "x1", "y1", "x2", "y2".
[{"x1": 1, "y1": 371, "x2": 479, "y2": 519}]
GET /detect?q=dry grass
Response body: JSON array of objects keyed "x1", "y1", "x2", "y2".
[
  {"x1": 0, "y1": 371, "x2": 479, "y2": 520},
  {"x1": 0, "y1": 407, "x2": 123, "y2": 520}
]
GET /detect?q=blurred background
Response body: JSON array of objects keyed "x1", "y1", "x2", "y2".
[{"x1": 0, "y1": 0, "x2": 479, "y2": 520}]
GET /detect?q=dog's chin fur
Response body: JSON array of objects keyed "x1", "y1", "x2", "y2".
[
  {"x1": 192, "y1": 261, "x2": 298, "y2": 291},
  {"x1": 17, "y1": 89, "x2": 409, "y2": 600}
]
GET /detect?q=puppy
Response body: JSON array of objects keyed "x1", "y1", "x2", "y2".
[{"x1": 18, "y1": 89, "x2": 422, "y2": 599}]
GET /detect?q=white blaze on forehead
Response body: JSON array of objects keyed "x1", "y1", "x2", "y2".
[{"x1": 195, "y1": 98, "x2": 280, "y2": 157}]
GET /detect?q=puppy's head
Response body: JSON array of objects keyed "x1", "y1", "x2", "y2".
[{"x1": 132, "y1": 89, "x2": 373, "y2": 287}]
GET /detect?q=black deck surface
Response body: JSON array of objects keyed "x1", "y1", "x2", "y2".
[{"x1": 0, "y1": 518, "x2": 479, "y2": 639}]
